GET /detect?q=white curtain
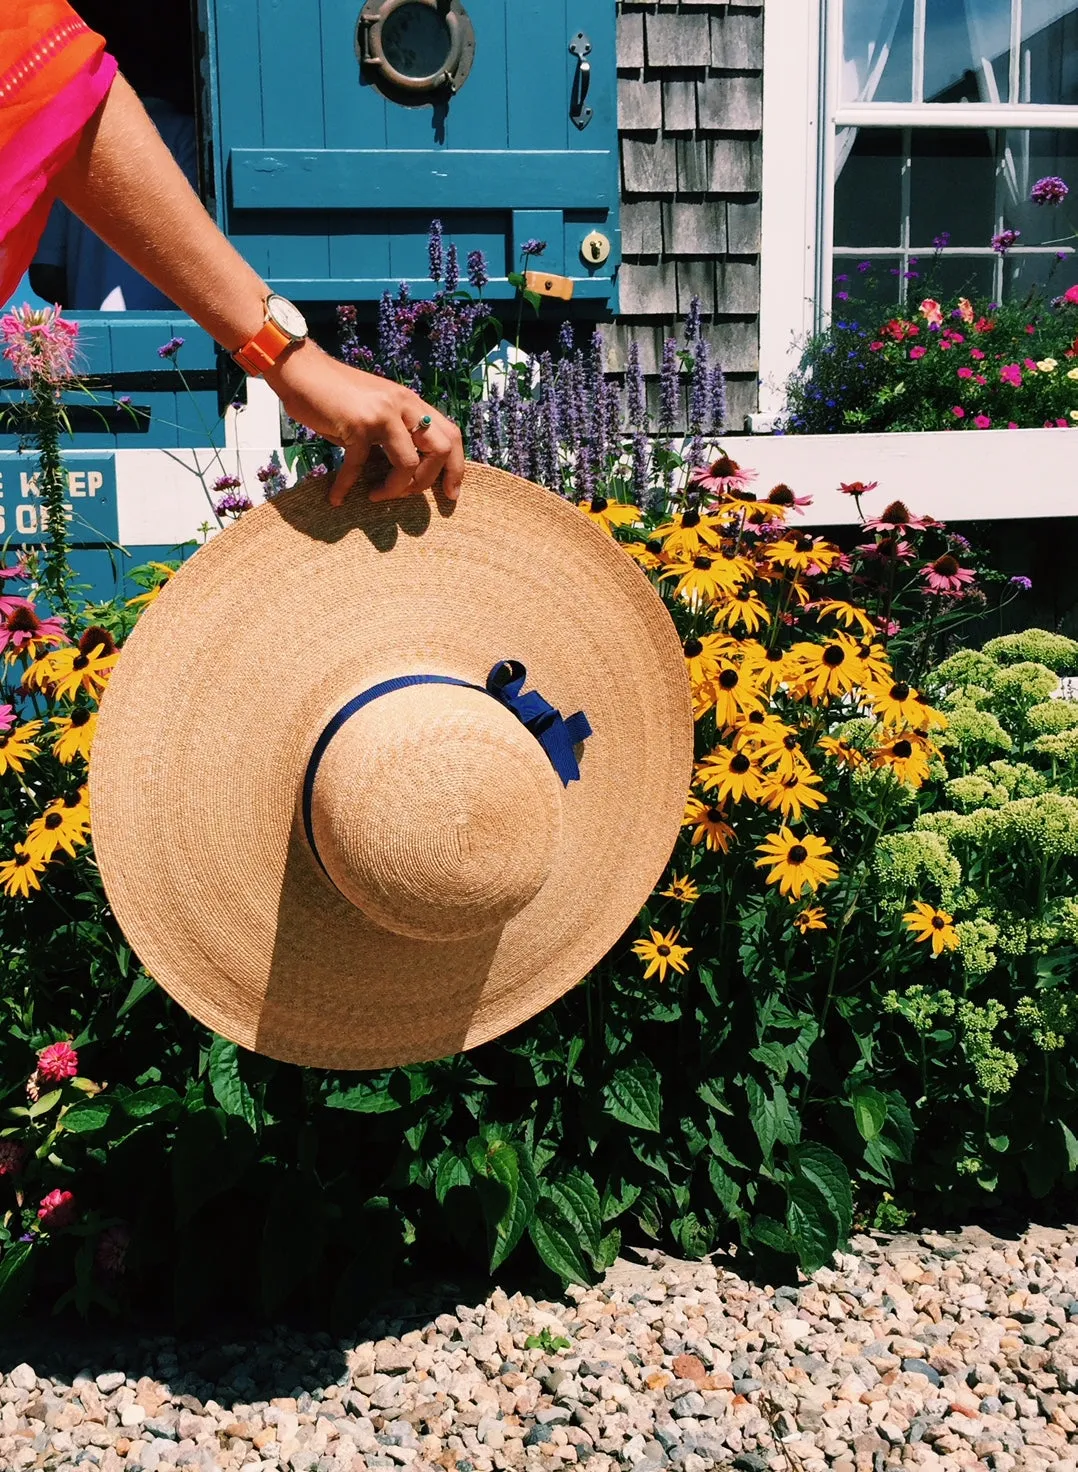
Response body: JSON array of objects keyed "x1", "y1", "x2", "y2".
[{"x1": 837, "y1": 0, "x2": 907, "y2": 173}]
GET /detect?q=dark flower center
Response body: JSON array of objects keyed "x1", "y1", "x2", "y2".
[
  {"x1": 693, "y1": 556, "x2": 713, "y2": 571},
  {"x1": 63, "y1": 793, "x2": 82, "y2": 809},
  {"x1": 748, "y1": 710, "x2": 766, "y2": 723},
  {"x1": 788, "y1": 844, "x2": 808, "y2": 865},
  {"x1": 0, "y1": 737, "x2": 7, "y2": 749},
  {"x1": 710, "y1": 455, "x2": 739, "y2": 478},
  {"x1": 706, "y1": 807, "x2": 723, "y2": 823},
  {"x1": 5, "y1": 607, "x2": 39, "y2": 634},
  {"x1": 78, "y1": 625, "x2": 116, "y2": 657},
  {"x1": 931, "y1": 915, "x2": 945, "y2": 929},
  {"x1": 881, "y1": 500, "x2": 910, "y2": 523},
  {"x1": 44, "y1": 813, "x2": 62, "y2": 830},
  {"x1": 933, "y1": 554, "x2": 959, "y2": 576},
  {"x1": 683, "y1": 638, "x2": 703, "y2": 658},
  {"x1": 735, "y1": 490, "x2": 758, "y2": 502},
  {"x1": 645, "y1": 539, "x2": 662, "y2": 553},
  {"x1": 767, "y1": 648, "x2": 784, "y2": 662},
  {"x1": 795, "y1": 535, "x2": 815, "y2": 553},
  {"x1": 14, "y1": 852, "x2": 29, "y2": 867},
  {"x1": 72, "y1": 656, "x2": 89, "y2": 670},
  {"x1": 70, "y1": 709, "x2": 91, "y2": 728},
  {"x1": 782, "y1": 776, "x2": 799, "y2": 789},
  {"x1": 890, "y1": 682, "x2": 910, "y2": 700},
  {"x1": 682, "y1": 509, "x2": 701, "y2": 528},
  {"x1": 783, "y1": 734, "x2": 799, "y2": 750},
  {"x1": 589, "y1": 496, "x2": 609, "y2": 513},
  {"x1": 736, "y1": 588, "x2": 753, "y2": 602},
  {"x1": 730, "y1": 753, "x2": 751, "y2": 773},
  {"x1": 768, "y1": 484, "x2": 795, "y2": 505},
  {"x1": 718, "y1": 670, "x2": 739, "y2": 689},
  {"x1": 823, "y1": 645, "x2": 845, "y2": 667},
  {"x1": 894, "y1": 740, "x2": 913, "y2": 758},
  {"x1": 657, "y1": 944, "x2": 671, "y2": 957}
]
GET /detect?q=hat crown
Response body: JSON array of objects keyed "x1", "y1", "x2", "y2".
[{"x1": 308, "y1": 682, "x2": 564, "y2": 941}]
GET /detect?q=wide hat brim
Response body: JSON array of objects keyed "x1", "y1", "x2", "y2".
[{"x1": 89, "y1": 464, "x2": 693, "y2": 1070}]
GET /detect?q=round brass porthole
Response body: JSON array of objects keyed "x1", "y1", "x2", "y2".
[{"x1": 358, "y1": 0, "x2": 476, "y2": 101}]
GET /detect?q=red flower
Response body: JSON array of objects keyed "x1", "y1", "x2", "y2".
[
  {"x1": 95, "y1": 1224, "x2": 131, "y2": 1280},
  {"x1": 37, "y1": 1188, "x2": 76, "y2": 1229},
  {"x1": 970, "y1": 348, "x2": 985, "y2": 360},
  {"x1": 36, "y1": 1041, "x2": 78, "y2": 1084},
  {"x1": 0, "y1": 1139, "x2": 26, "y2": 1176},
  {"x1": 1064, "y1": 285, "x2": 1078, "y2": 305},
  {"x1": 909, "y1": 346, "x2": 927, "y2": 359},
  {"x1": 951, "y1": 406, "x2": 965, "y2": 418},
  {"x1": 838, "y1": 480, "x2": 878, "y2": 497}
]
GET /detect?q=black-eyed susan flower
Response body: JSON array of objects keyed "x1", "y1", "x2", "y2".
[
  {"x1": 577, "y1": 495, "x2": 640, "y2": 536},
  {"x1": 697, "y1": 745, "x2": 765, "y2": 805},
  {"x1": 624, "y1": 539, "x2": 668, "y2": 574},
  {"x1": 631, "y1": 926, "x2": 692, "y2": 983},
  {"x1": 653, "y1": 507, "x2": 722, "y2": 559},
  {"x1": 681, "y1": 632, "x2": 734, "y2": 690},
  {"x1": 854, "y1": 641, "x2": 894, "y2": 687},
  {"x1": 761, "y1": 767, "x2": 827, "y2": 823},
  {"x1": 712, "y1": 585, "x2": 770, "y2": 634},
  {"x1": 755, "y1": 827, "x2": 839, "y2": 900},
  {"x1": 790, "y1": 635, "x2": 867, "y2": 703},
  {"x1": 125, "y1": 561, "x2": 176, "y2": 610},
  {"x1": 903, "y1": 901, "x2": 959, "y2": 956},
  {"x1": 872, "y1": 733, "x2": 933, "y2": 787},
  {"x1": 24, "y1": 800, "x2": 89, "y2": 861},
  {"x1": 741, "y1": 641, "x2": 791, "y2": 697},
  {"x1": 709, "y1": 664, "x2": 764, "y2": 728},
  {"x1": 0, "y1": 845, "x2": 46, "y2": 898},
  {"x1": 50, "y1": 707, "x2": 97, "y2": 765},
  {"x1": 794, "y1": 905, "x2": 827, "y2": 934},
  {"x1": 661, "y1": 874, "x2": 700, "y2": 903},
  {"x1": 763, "y1": 534, "x2": 841, "y2": 576},
  {"x1": 818, "y1": 733, "x2": 865, "y2": 769},
  {"x1": 870, "y1": 679, "x2": 925, "y2": 729},
  {"x1": 681, "y1": 796, "x2": 736, "y2": 852},
  {"x1": 27, "y1": 627, "x2": 118, "y2": 700},
  {"x1": 662, "y1": 552, "x2": 744, "y2": 605},
  {"x1": 0, "y1": 721, "x2": 43, "y2": 776},
  {"x1": 815, "y1": 599, "x2": 876, "y2": 638},
  {"x1": 753, "y1": 727, "x2": 809, "y2": 781},
  {"x1": 914, "y1": 695, "x2": 948, "y2": 732}
]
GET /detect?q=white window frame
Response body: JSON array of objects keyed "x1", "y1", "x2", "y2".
[{"x1": 757, "y1": 0, "x2": 1078, "y2": 418}]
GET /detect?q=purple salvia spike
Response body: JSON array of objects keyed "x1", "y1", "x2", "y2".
[
  {"x1": 486, "y1": 383, "x2": 505, "y2": 467},
  {"x1": 689, "y1": 337, "x2": 709, "y2": 434},
  {"x1": 377, "y1": 290, "x2": 403, "y2": 375},
  {"x1": 467, "y1": 249, "x2": 489, "y2": 290},
  {"x1": 659, "y1": 337, "x2": 680, "y2": 432},
  {"x1": 603, "y1": 378, "x2": 622, "y2": 464},
  {"x1": 684, "y1": 294, "x2": 702, "y2": 345},
  {"x1": 468, "y1": 400, "x2": 488, "y2": 463},
  {"x1": 707, "y1": 361, "x2": 727, "y2": 432},
  {"x1": 558, "y1": 320, "x2": 575, "y2": 356},
  {"x1": 444, "y1": 242, "x2": 460, "y2": 294},
  {"x1": 504, "y1": 366, "x2": 524, "y2": 477},
  {"x1": 427, "y1": 219, "x2": 444, "y2": 283},
  {"x1": 626, "y1": 339, "x2": 646, "y2": 429}
]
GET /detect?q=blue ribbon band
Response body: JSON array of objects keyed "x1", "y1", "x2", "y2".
[{"x1": 301, "y1": 662, "x2": 591, "y2": 881}]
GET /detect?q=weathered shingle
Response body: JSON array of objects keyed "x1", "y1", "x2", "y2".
[
  {"x1": 726, "y1": 198, "x2": 762, "y2": 252},
  {"x1": 710, "y1": 10, "x2": 764, "y2": 69},
  {"x1": 619, "y1": 78, "x2": 663, "y2": 131},
  {"x1": 676, "y1": 259, "x2": 717, "y2": 314},
  {"x1": 662, "y1": 79, "x2": 698, "y2": 132},
  {"x1": 621, "y1": 199, "x2": 663, "y2": 255},
  {"x1": 696, "y1": 74, "x2": 763, "y2": 131},
  {"x1": 617, "y1": 10, "x2": 645, "y2": 69},
  {"x1": 722, "y1": 375, "x2": 759, "y2": 430},
  {"x1": 645, "y1": 12, "x2": 710, "y2": 68},
  {"x1": 715, "y1": 259, "x2": 761, "y2": 315},
  {"x1": 618, "y1": 260, "x2": 678, "y2": 315},
  {"x1": 711, "y1": 317, "x2": 759, "y2": 373},
  {"x1": 604, "y1": 321, "x2": 667, "y2": 376},
  {"x1": 622, "y1": 137, "x2": 678, "y2": 195},
  {"x1": 707, "y1": 136, "x2": 761, "y2": 191},
  {"x1": 662, "y1": 200, "x2": 726, "y2": 257}
]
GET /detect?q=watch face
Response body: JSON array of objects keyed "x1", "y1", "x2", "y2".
[{"x1": 266, "y1": 295, "x2": 308, "y2": 340}]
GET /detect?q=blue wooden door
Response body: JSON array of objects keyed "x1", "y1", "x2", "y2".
[{"x1": 201, "y1": 0, "x2": 619, "y2": 303}]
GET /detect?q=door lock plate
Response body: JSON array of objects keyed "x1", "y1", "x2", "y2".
[{"x1": 581, "y1": 231, "x2": 611, "y2": 266}]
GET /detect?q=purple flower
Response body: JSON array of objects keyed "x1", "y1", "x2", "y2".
[
  {"x1": 256, "y1": 452, "x2": 288, "y2": 497},
  {"x1": 933, "y1": 232, "x2": 951, "y2": 250},
  {"x1": 504, "y1": 366, "x2": 524, "y2": 477},
  {"x1": 117, "y1": 394, "x2": 132, "y2": 406},
  {"x1": 1009, "y1": 574, "x2": 1033, "y2": 591},
  {"x1": 486, "y1": 384, "x2": 505, "y2": 467},
  {"x1": 214, "y1": 490, "x2": 253, "y2": 518},
  {"x1": 212, "y1": 474, "x2": 242, "y2": 492},
  {"x1": 558, "y1": 321, "x2": 575, "y2": 356},
  {"x1": 707, "y1": 362, "x2": 727, "y2": 433},
  {"x1": 857, "y1": 261, "x2": 872, "y2": 272},
  {"x1": 658, "y1": 337, "x2": 679, "y2": 432},
  {"x1": 427, "y1": 219, "x2": 444, "y2": 283},
  {"x1": 378, "y1": 290, "x2": 405, "y2": 372},
  {"x1": 444, "y1": 243, "x2": 460, "y2": 294},
  {"x1": 230, "y1": 397, "x2": 245, "y2": 410},
  {"x1": 157, "y1": 336, "x2": 184, "y2": 359},
  {"x1": 520, "y1": 238, "x2": 546, "y2": 257},
  {"x1": 1031, "y1": 176, "x2": 1069, "y2": 206},
  {"x1": 683, "y1": 294, "x2": 702, "y2": 345},
  {"x1": 625, "y1": 339, "x2": 646, "y2": 429},
  {"x1": 631, "y1": 429, "x2": 651, "y2": 505},
  {"x1": 689, "y1": 336, "x2": 709, "y2": 433},
  {"x1": 835, "y1": 291, "x2": 850, "y2": 300},
  {"x1": 467, "y1": 399, "x2": 488, "y2": 463},
  {"x1": 991, "y1": 228, "x2": 1021, "y2": 254},
  {"x1": 430, "y1": 306, "x2": 460, "y2": 373},
  {"x1": 467, "y1": 249, "x2": 489, "y2": 290}
]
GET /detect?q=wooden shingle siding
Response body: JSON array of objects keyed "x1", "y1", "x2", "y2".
[{"x1": 613, "y1": 1, "x2": 764, "y2": 432}]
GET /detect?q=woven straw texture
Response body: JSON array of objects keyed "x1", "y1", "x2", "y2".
[{"x1": 89, "y1": 465, "x2": 693, "y2": 1070}]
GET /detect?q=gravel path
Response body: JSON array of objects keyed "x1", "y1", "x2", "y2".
[{"x1": 1, "y1": 1223, "x2": 1076, "y2": 1472}]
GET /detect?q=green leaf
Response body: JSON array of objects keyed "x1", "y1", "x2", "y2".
[
  {"x1": 0, "y1": 1242, "x2": 34, "y2": 1323},
  {"x1": 786, "y1": 1177, "x2": 840, "y2": 1273},
  {"x1": 789, "y1": 1142, "x2": 852, "y2": 1243},
  {"x1": 472, "y1": 1137, "x2": 538, "y2": 1272},
  {"x1": 745, "y1": 1078, "x2": 798, "y2": 1164},
  {"x1": 507, "y1": 271, "x2": 525, "y2": 288},
  {"x1": 594, "y1": 1227, "x2": 621, "y2": 1273},
  {"x1": 61, "y1": 1096, "x2": 113, "y2": 1133},
  {"x1": 529, "y1": 1197, "x2": 593, "y2": 1285},
  {"x1": 851, "y1": 1086, "x2": 888, "y2": 1142},
  {"x1": 27, "y1": 1089, "x2": 62, "y2": 1119},
  {"x1": 1061, "y1": 1120, "x2": 1078, "y2": 1175},
  {"x1": 122, "y1": 1085, "x2": 182, "y2": 1121},
  {"x1": 604, "y1": 1061, "x2": 661, "y2": 1132},
  {"x1": 523, "y1": 290, "x2": 543, "y2": 313},
  {"x1": 600, "y1": 1177, "x2": 641, "y2": 1222},
  {"x1": 542, "y1": 1170, "x2": 601, "y2": 1257},
  {"x1": 749, "y1": 1042, "x2": 790, "y2": 1081},
  {"x1": 750, "y1": 1214, "x2": 793, "y2": 1254},
  {"x1": 434, "y1": 1150, "x2": 472, "y2": 1204},
  {"x1": 324, "y1": 1080, "x2": 402, "y2": 1113},
  {"x1": 207, "y1": 1037, "x2": 258, "y2": 1130},
  {"x1": 708, "y1": 1157, "x2": 742, "y2": 1215},
  {"x1": 116, "y1": 970, "x2": 157, "y2": 1019}
]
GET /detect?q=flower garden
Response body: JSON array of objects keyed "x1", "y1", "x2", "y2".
[{"x1": 0, "y1": 213, "x2": 1076, "y2": 1331}]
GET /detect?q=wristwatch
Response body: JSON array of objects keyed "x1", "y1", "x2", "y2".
[{"x1": 231, "y1": 294, "x2": 309, "y2": 376}]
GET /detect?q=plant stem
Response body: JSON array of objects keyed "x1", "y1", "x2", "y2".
[{"x1": 32, "y1": 383, "x2": 77, "y2": 628}]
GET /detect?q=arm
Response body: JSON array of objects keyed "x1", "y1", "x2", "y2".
[{"x1": 52, "y1": 74, "x2": 463, "y2": 503}]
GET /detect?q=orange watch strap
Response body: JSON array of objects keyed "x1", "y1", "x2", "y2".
[{"x1": 232, "y1": 317, "x2": 293, "y2": 376}]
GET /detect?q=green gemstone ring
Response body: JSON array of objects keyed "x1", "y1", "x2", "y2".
[{"x1": 410, "y1": 414, "x2": 433, "y2": 435}]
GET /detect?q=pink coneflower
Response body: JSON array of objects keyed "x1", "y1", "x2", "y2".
[
  {"x1": 0, "y1": 1139, "x2": 26, "y2": 1176},
  {"x1": 951, "y1": 406, "x2": 965, "y2": 418},
  {"x1": 1, "y1": 305, "x2": 79, "y2": 383},
  {"x1": 838, "y1": 480, "x2": 878, "y2": 497},
  {"x1": 974, "y1": 414, "x2": 991, "y2": 429},
  {"x1": 763, "y1": 483, "x2": 813, "y2": 514},
  {"x1": 0, "y1": 562, "x2": 28, "y2": 582},
  {"x1": 909, "y1": 346, "x2": 927, "y2": 359},
  {"x1": 689, "y1": 452, "x2": 757, "y2": 501},
  {"x1": 37, "y1": 1040, "x2": 78, "y2": 1083},
  {"x1": 37, "y1": 1188, "x2": 76, "y2": 1229},
  {"x1": 0, "y1": 601, "x2": 67, "y2": 661},
  {"x1": 856, "y1": 535, "x2": 915, "y2": 564},
  {"x1": 0, "y1": 704, "x2": 14, "y2": 733},
  {"x1": 922, "y1": 554, "x2": 975, "y2": 594},
  {"x1": 863, "y1": 500, "x2": 935, "y2": 532},
  {"x1": 95, "y1": 1224, "x2": 131, "y2": 1280}
]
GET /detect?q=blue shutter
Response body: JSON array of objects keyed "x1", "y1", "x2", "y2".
[{"x1": 204, "y1": 0, "x2": 619, "y2": 303}]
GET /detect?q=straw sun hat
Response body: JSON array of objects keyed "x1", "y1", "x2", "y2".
[{"x1": 89, "y1": 463, "x2": 693, "y2": 1071}]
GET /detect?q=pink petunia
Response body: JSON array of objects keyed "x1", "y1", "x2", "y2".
[
  {"x1": 1024, "y1": 357, "x2": 1038, "y2": 371},
  {"x1": 36, "y1": 1041, "x2": 78, "y2": 1084},
  {"x1": 974, "y1": 414, "x2": 991, "y2": 429},
  {"x1": 921, "y1": 555, "x2": 976, "y2": 594},
  {"x1": 957, "y1": 367, "x2": 974, "y2": 379},
  {"x1": 970, "y1": 348, "x2": 985, "y2": 360},
  {"x1": 909, "y1": 346, "x2": 927, "y2": 359},
  {"x1": 1008, "y1": 422, "x2": 1019, "y2": 429},
  {"x1": 951, "y1": 406, "x2": 965, "y2": 418},
  {"x1": 975, "y1": 375, "x2": 987, "y2": 385},
  {"x1": 1000, "y1": 363, "x2": 1023, "y2": 387},
  {"x1": 919, "y1": 298, "x2": 943, "y2": 326},
  {"x1": 37, "y1": 1188, "x2": 76, "y2": 1230},
  {"x1": 0, "y1": 1139, "x2": 26, "y2": 1177}
]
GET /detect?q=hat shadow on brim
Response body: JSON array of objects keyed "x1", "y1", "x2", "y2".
[{"x1": 266, "y1": 454, "x2": 459, "y2": 555}]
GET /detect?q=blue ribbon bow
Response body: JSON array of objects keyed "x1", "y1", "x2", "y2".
[{"x1": 484, "y1": 660, "x2": 592, "y2": 786}]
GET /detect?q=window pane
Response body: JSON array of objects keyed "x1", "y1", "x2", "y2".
[
  {"x1": 1004, "y1": 252, "x2": 1077, "y2": 299},
  {"x1": 998, "y1": 130, "x2": 1078, "y2": 244},
  {"x1": 910, "y1": 130, "x2": 995, "y2": 249},
  {"x1": 1020, "y1": 0, "x2": 1078, "y2": 104},
  {"x1": 832, "y1": 259, "x2": 903, "y2": 316},
  {"x1": 842, "y1": 0, "x2": 914, "y2": 102},
  {"x1": 923, "y1": 255, "x2": 997, "y2": 302},
  {"x1": 924, "y1": 0, "x2": 1011, "y2": 103},
  {"x1": 835, "y1": 129, "x2": 903, "y2": 248}
]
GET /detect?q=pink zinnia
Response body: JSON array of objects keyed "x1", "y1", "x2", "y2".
[
  {"x1": 974, "y1": 414, "x2": 991, "y2": 429},
  {"x1": 869, "y1": 341, "x2": 884, "y2": 351},
  {"x1": 957, "y1": 298, "x2": 974, "y2": 323},
  {"x1": 37, "y1": 1188, "x2": 76, "y2": 1229},
  {"x1": 951, "y1": 406, "x2": 965, "y2": 418},
  {"x1": 909, "y1": 345, "x2": 927, "y2": 359},
  {"x1": 956, "y1": 367, "x2": 973, "y2": 379},
  {"x1": 1000, "y1": 363, "x2": 1022, "y2": 387},
  {"x1": 0, "y1": 1139, "x2": 26, "y2": 1176},
  {"x1": 863, "y1": 499, "x2": 935, "y2": 532},
  {"x1": 922, "y1": 555, "x2": 976, "y2": 594},
  {"x1": 37, "y1": 1040, "x2": 78, "y2": 1083},
  {"x1": 975, "y1": 374, "x2": 987, "y2": 385},
  {"x1": 1063, "y1": 284, "x2": 1078, "y2": 305},
  {"x1": 1024, "y1": 357, "x2": 1038, "y2": 371},
  {"x1": 1008, "y1": 422, "x2": 1019, "y2": 429},
  {"x1": 95, "y1": 1224, "x2": 131, "y2": 1279},
  {"x1": 1, "y1": 305, "x2": 79, "y2": 384}
]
